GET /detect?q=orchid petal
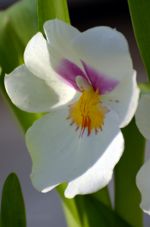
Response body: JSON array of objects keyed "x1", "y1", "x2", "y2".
[
  {"x1": 56, "y1": 58, "x2": 87, "y2": 91},
  {"x1": 44, "y1": 19, "x2": 80, "y2": 49},
  {"x1": 135, "y1": 94, "x2": 150, "y2": 139},
  {"x1": 44, "y1": 19, "x2": 81, "y2": 72},
  {"x1": 71, "y1": 26, "x2": 133, "y2": 82},
  {"x1": 26, "y1": 108, "x2": 124, "y2": 196},
  {"x1": 5, "y1": 65, "x2": 76, "y2": 112},
  {"x1": 136, "y1": 159, "x2": 150, "y2": 215},
  {"x1": 103, "y1": 71, "x2": 139, "y2": 127},
  {"x1": 65, "y1": 130, "x2": 124, "y2": 198},
  {"x1": 81, "y1": 61, "x2": 119, "y2": 94},
  {"x1": 24, "y1": 32, "x2": 52, "y2": 81}
]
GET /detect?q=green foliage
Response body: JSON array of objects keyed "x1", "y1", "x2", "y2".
[
  {"x1": 0, "y1": 0, "x2": 37, "y2": 48},
  {"x1": 37, "y1": 0, "x2": 70, "y2": 32},
  {"x1": 0, "y1": 173, "x2": 26, "y2": 227},
  {"x1": 128, "y1": 0, "x2": 150, "y2": 80},
  {"x1": 60, "y1": 191, "x2": 132, "y2": 227},
  {"x1": 0, "y1": 0, "x2": 37, "y2": 73},
  {"x1": 76, "y1": 196, "x2": 132, "y2": 227},
  {"x1": 0, "y1": 0, "x2": 41, "y2": 132},
  {"x1": 115, "y1": 119, "x2": 145, "y2": 227},
  {"x1": 139, "y1": 82, "x2": 150, "y2": 94}
]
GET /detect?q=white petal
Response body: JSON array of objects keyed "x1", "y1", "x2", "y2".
[
  {"x1": 44, "y1": 19, "x2": 80, "y2": 49},
  {"x1": 5, "y1": 65, "x2": 56, "y2": 112},
  {"x1": 65, "y1": 128, "x2": 124, "y2": 198},
  {"x1": 136, "y1": 159, "x2": 150, "y2": 215},
  {"x1": 24, "y1": 32, "x2": 76, "y2": 109},
  {"x1": 24, "y1": 32, "x2": 52, "y2": 80},
  {"x1": 71, "y1": 26, "x2": 133, "y2": 81},
  {"x1": 5, "y1": 65, "x2": 76, "y2": 112},
  {"x1": 44, "y1": 20, "x2": 82, "y2": 71},
  {"x1": 135, "y1": 94, "x2": 150, "y2": 139},
  {"x1": 25, "y1": 107, "x2": 124, "y2": 196},
  {"x1": 103, "y1": 71, "x2": 139, "y2": 128}
]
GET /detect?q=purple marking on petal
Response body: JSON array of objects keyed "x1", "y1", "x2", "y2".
[
  {"x1": 57, "y1": 59, "x2": 88, "y2": 91},
  {"x1": 82, "y1": 61, "x2": 119, "y2": 95}
]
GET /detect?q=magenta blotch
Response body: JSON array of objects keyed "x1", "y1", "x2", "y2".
[
  {"x1": 57, "y1": 58, "x2": 118, "y2": 94},
  {"x1": 56, "y1": 59, "x2": 87, "y2": 91},
  {"x1": 81, "y1": 61, "x2": 119, "y2": 94}
]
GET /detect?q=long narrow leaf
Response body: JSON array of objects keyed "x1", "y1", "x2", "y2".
[
  {"x1": 115, "y1": 119, "x2": 145, "y2": 227},
  {"x1": 1, "y1": 173, "x2": 26, "y2": 227},
  {"x1": 37, "y1": 0, "x2": 70, "y2": 32},
  {"x1": 128, "y1": 0, "x2": 150, "y2": 80},
  {"x1": 75, "y1": 195, "x2": 132, "y2": 227}
]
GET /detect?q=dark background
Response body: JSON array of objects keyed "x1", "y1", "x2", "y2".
[{"x1": 0, "y1": 0, "x2": 149, "y2": 226}]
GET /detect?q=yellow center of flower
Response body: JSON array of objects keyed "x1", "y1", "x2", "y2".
[{"x1": 68, "y1": 86, "x2": 107, "y2": 136}]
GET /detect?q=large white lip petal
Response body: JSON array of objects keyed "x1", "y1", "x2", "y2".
[
  {"x1": 135, "y1": 94, "x2": 150, "y2": 140},
  {"x1": 103, "y1": 70, "x2": 140, "y2": 128},
  {"x1": 26, "y1": 107, "x2": 124, "y2": 195},
  {"x1": 65, "y1": 128, "x2": 124, "y2": 198},
  {"x1": 136, "y1": 159, "x2": 150, "y2": 215}
]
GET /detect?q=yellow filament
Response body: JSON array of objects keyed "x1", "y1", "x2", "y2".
[{"x1": 68, "y1": 88, "x2": 107, "y2": 136}]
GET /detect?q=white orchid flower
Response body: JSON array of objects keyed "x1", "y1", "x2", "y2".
[
  {"x1": 5, "y1": 19, "x2": 139, "y2": 198},
  {"x1": 136, "y1": 93, "x2": 150, "y2": 214}
]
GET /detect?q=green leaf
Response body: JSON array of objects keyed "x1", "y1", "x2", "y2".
[
  {"x1": 75, "y1": 196, "x2": 132, "y2": 227},
  {"x1": 0, "y1": 0, "x2": 37, "y2": 46},
  {"x1": 139, "y1": 82, "x2": 150, "y2": 94},
  {"x1": 58, "y1": 185, "x2": 130, "y2": 227},
  {"x1": 0, "y1": 20, "x2": 24, "y2": 73},
  {"x1": 0, "y1": 0, "x2": 41, "y2": 132},
  {"x1": 128, "y1": 0, "x2": 150, "y2": 80},
  {"x1": 115, "y1": 119, "x2": 145, "y2": 227},
  {"x1": 37, "y1": 0, "x2": 70, "y2": 32},
  {"x1": 91, "y1": 187, "x2": 112, "y2": 208},
  {"x1": 0, "y1": 0, "x2": 38, "y2": 73},
  {"x1": 0, "y1": 173, "x2": 26, "y2": 227}
]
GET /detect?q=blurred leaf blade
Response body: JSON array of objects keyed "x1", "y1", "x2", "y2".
[
  {"x1": 0, "y1": 22, "x2": 41, "y2": 132},
  {"x1": 58, "y1": 183, "x2": 131, "y2": 227},
  {"x1": 0, "y1": 0, "x2": 41, "y2": 132},
  {"x1": 1, "y1": 173, "x2": 26, "y2": 227},
  {"x1": 128, "y1": 0, "x2": 150, "y2": 80},
  {"x1": 37, "y1": 0, "x2": 70, "y2": 32},
  {"x1": 0, "y1": 20, "x2": 24, "y2": 73},
  {"x1": 115, "y1": 119, "x2": 145, "y2": 227},
  {"x1": 0, "y1": 0, "x2": 38, "y2": 73},
  {"x1": 0, "y1": 0, "x2": 37, "y2": 46},
  {"x1": 75, "y1": 195, "x2": 132, "y2": 227}
]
